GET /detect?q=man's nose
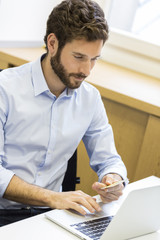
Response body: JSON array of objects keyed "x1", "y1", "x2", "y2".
[{"x1": 79, "y1": 61, "x2": 91, "y2": 76}]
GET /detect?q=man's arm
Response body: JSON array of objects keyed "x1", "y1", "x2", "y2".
[
  {"x1": 83, "y1": 91, "x2": 128, "y2": 202},
  {"x1": 4, "y1": 175, "x2": 102, "y2": 215},
  {"x1": 83, "y1": 91, "x2": 127, "y2": 182}
]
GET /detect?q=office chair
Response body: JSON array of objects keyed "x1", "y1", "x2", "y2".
[
  {"x1": 62, "y1": 150, "x2": 80, "y2": 191},
  {"x1": 0, "y1": 68, "x2": 79, "y2": 191}
]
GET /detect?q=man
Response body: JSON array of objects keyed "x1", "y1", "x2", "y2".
[{"x1": 0, "y1": 0, "x2": 127, "y2": 226}]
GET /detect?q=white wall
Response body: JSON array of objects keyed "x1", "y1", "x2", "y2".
[
  {"x1": 0, "y1": 0, "x2": 105, "y2": 47},
  {"x1": 0, "y1": 0, "x2": 61, "y2": 47}
]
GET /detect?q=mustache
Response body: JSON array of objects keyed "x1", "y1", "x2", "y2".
[{"x1": 69, "y1": 73, "x2": 87, "y2": 79}]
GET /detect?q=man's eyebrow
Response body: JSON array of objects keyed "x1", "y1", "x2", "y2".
[{"x1": 72, "y1": 52, "x2": 100, "y2": 59}]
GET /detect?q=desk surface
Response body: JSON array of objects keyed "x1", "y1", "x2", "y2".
[
  {"x1": 0, "y1": 176, "x2": 160, "y2": 240},
  {"x1": 0, "y1": 211, "x2": 159, "y2": 240}
]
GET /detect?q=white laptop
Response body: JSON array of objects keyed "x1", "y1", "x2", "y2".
[{"x1": 45, "y1": 185, "x2": 160, "y2": 240}]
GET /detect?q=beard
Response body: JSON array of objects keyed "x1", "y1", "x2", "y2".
[{"x1": 50, "y1": 49, "x2": 87, "y2": 89}]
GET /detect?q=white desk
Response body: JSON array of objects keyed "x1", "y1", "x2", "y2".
[
  {"x1": 0, "y1": 211, "x2": 159, "y2": 240},
  {"x1": 0, "y1": 176, "x2": 160, "y2": 240}
]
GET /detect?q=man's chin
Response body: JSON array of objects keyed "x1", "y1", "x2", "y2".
[{"x1": 68, "y1": 81, "x2": 83, "y2": 89}]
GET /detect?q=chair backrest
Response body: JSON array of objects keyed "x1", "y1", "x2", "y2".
[
  {"x1": 0, "y1": 68, "x2": 79, "y2": 191},
  {"x1": 62, "y1": 150, "x2": 78, "y2": 191}
]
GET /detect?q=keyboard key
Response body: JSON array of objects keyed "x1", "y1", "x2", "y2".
[{"x1": 70, "y1": 216, "x2": 113, "y2": 239}]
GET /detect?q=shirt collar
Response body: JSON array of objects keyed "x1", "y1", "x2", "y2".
[
  {"x1": 31, "y1": 54, "x2": 49, "y2": 96},
  {"x1": 31, "y1": 54, "x2": 78, "y2": 98}
]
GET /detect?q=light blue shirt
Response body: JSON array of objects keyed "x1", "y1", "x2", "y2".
[{"x1": 0, "y1": 56, "x2": 127, "y2": 208}]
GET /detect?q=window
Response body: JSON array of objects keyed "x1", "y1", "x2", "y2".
[
  {"x1": 108, "y1": 0, "x2": 160, "y2": 45},
  {"x1": 97, "y1": 0, "x2": 160, "y2": 79},
  {"x1": 0, "y1": 0, "x2": 61, "y2": 47}
]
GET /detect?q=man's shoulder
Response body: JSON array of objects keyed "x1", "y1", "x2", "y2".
[{"x1": 0, "y1": 62, "x2": 32, "y2": 87}]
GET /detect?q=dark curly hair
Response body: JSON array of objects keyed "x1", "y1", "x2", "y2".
[{"x1": 44, "y1": 0, "x2": 109, "y2": 51}]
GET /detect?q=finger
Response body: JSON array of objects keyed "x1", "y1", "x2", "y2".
[
  {"x1": 100, "y1": 186, "x2": 123, "y2": 200},
  {"x1": 84, "y1": 195, "x2": 102, "y2": 212},
  {"x1": 69, "y1": 202, "x2": 88, "y2": 215},
  {"x1": 102, "y1": 175, "x2": 115, "y2": 185},
  {"x1": 92, "y1": 182, "x2": 106, "y2": 192},
  {"x1": 102, "y1": 174, "x2": 123, "y2": 187},
  {"x1": 74, "y1": 192, "x2": 102, "y2": 213},
  {"x1": 101, "y1": 191, "x2": 123, "y2": 203},
  {"x1": 103, "y1": 178, "x2": 113, "y2": 186},
  {"x1": 98, "y1": 185, "x2": 123, "y2": 203},
  {"x1": 92, "y1": 182, "x2": 112, "y2": 197},
  {"x1": 106, "y1": 183, "x2": 124, "y2": 193}
]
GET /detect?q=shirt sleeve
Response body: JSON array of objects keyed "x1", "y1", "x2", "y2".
[
  {"x1": 0, "y1": 86, "x2": 15, "y2": 197},
  {"x1": 82, "y1": 91, "x2": 127, "y2": 182}
]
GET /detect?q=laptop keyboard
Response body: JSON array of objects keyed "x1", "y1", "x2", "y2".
[{"x1": 70, "y1": 216, "x2": 113, "y2": 240}]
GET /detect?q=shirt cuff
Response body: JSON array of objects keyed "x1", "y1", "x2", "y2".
[
  {"x1": 0, "y1": 168, "x2": 15, "y2": 197},
  {"x1": 98, "y1": 168, "x2": 129, "y2": 186}
]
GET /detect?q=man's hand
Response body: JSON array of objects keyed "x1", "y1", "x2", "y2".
[
  {"x1": 51, "y1": 190, "x2": 102, "y2": 215},
  {"x1": 92, "y1": 173, "x2": 124, "y2": 203}
]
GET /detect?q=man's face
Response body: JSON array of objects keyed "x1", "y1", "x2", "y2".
[{"x1": 50, "y1": 39, "x2": 103, "y2": 89}]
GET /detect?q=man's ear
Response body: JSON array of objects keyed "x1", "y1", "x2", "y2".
[{"x1": 47, "y1": 33, "x2": 58, "y2": 56}]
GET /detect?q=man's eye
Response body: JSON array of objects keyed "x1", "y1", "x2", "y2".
[
  {"x1": 92, "y1": 57, "x2": 99, "y2": 61},
  {"x1": 74, "y1": 56, "x2": 83, "y2": 59}
]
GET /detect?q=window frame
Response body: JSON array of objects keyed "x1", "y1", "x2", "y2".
[{"x1": 97, "y1": 0, "x2": 160, "y2": 79}]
